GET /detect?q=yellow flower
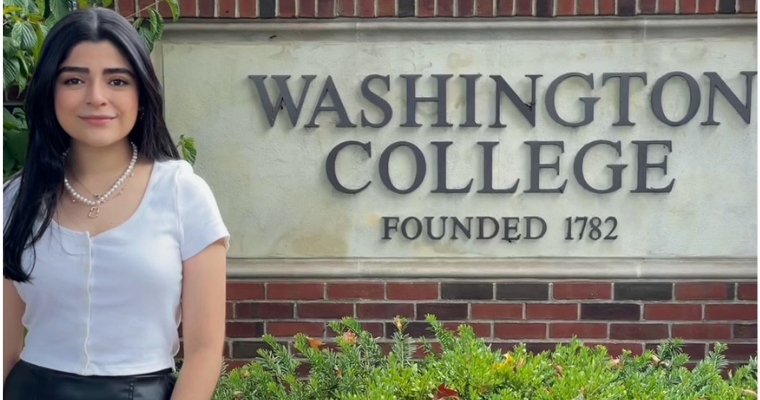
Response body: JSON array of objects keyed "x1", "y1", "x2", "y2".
[
  {"x1": 307, "y1": 337, "x2": 324, "y2": 349},
  {"x1": 394, "y1": 316, "x2": 404, "y2": 332},
  {"x1": 342, "y1": 331, "x2": 357, "y2": 345},
  {"x1": 491, "y1": 361, "x2": 507, "y2": 371}
]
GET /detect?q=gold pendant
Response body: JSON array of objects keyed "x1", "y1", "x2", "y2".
[{"x1": 88, "y1": 206, "x2": 100, "y2": 219}]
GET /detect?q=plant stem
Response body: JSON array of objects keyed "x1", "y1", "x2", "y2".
[{"x1": 123, "y1": 0, "x2": 166, "y2": 19}]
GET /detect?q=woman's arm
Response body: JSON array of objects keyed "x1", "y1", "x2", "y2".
[
  {"x1": 4, "y1": 279, "x2": 25, "y2": 386},
  {"x1": 170, "y1": 240, "x2": 227, "y2": 400}
]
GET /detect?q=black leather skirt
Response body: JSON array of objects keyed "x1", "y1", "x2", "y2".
[{"x1": 4, "y1": 360, "x2": 176, "y2": 400}]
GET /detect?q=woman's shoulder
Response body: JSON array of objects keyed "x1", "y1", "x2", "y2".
[
  {"x1": 153, "y1": 159, "x2": 199, "y2": 187},
  {"x1": 3, "y1": 173, "x2": 22, "y2": 205},
  {"x1": 3, "y1": 172, "x2": 22, "y2": 191},
  {"x1": 3, "y1": 173, "x2": 23, "y2": 227},
  {"x1": 155, "y1": 158, "x2": 193, "y2": 175},
  {"x1": 153, "y1": 159, "x2": 217, "y2": 198},
  {"x1": 155, "y1": 159, "x2": 229, "y2": 257}
]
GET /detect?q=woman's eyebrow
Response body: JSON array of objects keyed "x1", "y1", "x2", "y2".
[
  {"x1": 103, "y1": 67, "x2": 135, "y2": 76},
  {"x1": 59, "y1": 66, "x2": 90, "y2": 74},
  {"x1": 58, "y1": 66, "x2": 135, "y2": 76}
]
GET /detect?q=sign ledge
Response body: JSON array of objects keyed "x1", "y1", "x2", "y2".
[{"x1": 227, "y1": 258, "x2": 758, "y2": 279}]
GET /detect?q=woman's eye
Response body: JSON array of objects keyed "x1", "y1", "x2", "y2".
[
  {"x1": 63, "y1": 78, "x2": 83, "y2": 85},
  {"x1": 111, "y1": 79, "x2": 129, "y2": 86}
]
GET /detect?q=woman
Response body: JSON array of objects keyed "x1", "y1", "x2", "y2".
[{"x1": 3, "y1": 7, "x2": 229, "y2": 400}]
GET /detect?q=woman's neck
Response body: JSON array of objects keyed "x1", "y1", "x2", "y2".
[{"x1": 66, "y1": 140, "x2": 134, "y2": 183}]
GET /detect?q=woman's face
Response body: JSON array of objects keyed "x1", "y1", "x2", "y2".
[{"x1": 54, "y1": 41, "x2": 139, "y2": 150}]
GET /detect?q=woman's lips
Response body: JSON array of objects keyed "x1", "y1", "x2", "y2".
[{"x1": 80, "y1": 116, "x2": 115, "y2": 126}]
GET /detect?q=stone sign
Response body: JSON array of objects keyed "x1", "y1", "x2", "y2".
[{"x1": 160, "y1": 27, "x2": 757, "y2": 259}]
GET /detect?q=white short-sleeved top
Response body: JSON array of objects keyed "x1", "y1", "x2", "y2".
[{"x1": 2, "y1": 159, "x2": 230, "y2": 376}]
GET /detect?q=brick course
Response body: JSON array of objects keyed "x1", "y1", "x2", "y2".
[
  {"x1": 116, "y1": 0, "x2": 756, "y2": 18},
  {"x1": 197, "y1": 279, "x2": 758, "y2": 368}
]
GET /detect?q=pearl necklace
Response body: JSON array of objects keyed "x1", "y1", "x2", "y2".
[{"x1": 63, "y1": 142, "x2": 138, "y2": 219}]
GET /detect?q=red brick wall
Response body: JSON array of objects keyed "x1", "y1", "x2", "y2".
[
  {"x1": 117, "y1": 0, "x2": 756, "y2": 19},
  {"x1": 188, "y1": 279, "x2": 758, "y2": 370}
]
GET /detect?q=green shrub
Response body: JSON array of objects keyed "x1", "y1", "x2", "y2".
[{"x1": 213, "y1": 315, "x2": 757, "y2": 400}]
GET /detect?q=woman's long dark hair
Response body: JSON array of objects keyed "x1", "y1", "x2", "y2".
[{"x1": 4, "y1": 7, "x2": 180, "y2": 282}]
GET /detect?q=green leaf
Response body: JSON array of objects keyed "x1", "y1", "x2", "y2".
[
  {"x1": 42, "y1": 16, "x2": 56, "y2": 31},
  {"x1": 3, "y1": 56, "x2": 20, "y2": 89},
  {"x1": 11, "y1": 108, "x2": 27, "y2": 130},
  {"x1": 3, "y1": 107, "x2": 15, "y2": 121},
  {"x1": 34, "y1": 0, "x2": 45, "y2": 15},
  {"x1": 26, "y1": 0, "x2": 40, "y2": 14},
  {"x1": 164, "y1": 0, "x2": 179, "y2": 21},
  {"x1": 3, "y1": 108, "x2": 21, "y2": 130},
  {"x1": 132, "y1": 16, "x2": 143, "y2": 29},
  {"x1": 11, "y1": 20, "x2": 37, "y2": 51},
  {"x1": 16, "y1": 52, "x2": 30, "y2": 76},
  {"x1": 3, "y1": 5, "x2": 23, "y2": 15},
  {"x1": 28, "y1": 12, "x2": 44, "y2": 22},
  {"x1": 76, "y1": 0, "x2": 89, "y2": 8},
  {"x1": 178, "y1": 136, "x2": 197, "y2": 165},
  {"x1": 148, "y1": 8, "x2": 164, "y2": 41},
  {"x1": 157, "y1": 9, "x2": 165, "y2": 37},
  {"x1": 102, "y1": 0, "x2": 112, "y2": 7},
  {"x1": 3, "y1": 37, "x2": 16, "y2": 55},
  {"x1": 148, "y1": 8, "x2": 159, "y2": 34},
  {"x1": 50, "y1": 0, "x2": 72, "y2": 22},
  {"x1": 5, "y1": 128, "x2": 29, "y2": 162},
  {"x1": 17, "y1": 74, "x2": 27, "y2": 92},
  {"x1": 33, "y1": 21, "x2": 45, "y2": 61},
  {"x1": 20, "y1": 0, "x2": 40, "y2": 14},
  {"x1": 138, "y1": 25, "x2": 154, "y2": 52},
  {"x1": 3, "y1": 0, "x2": 30, "y2": 10}
]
